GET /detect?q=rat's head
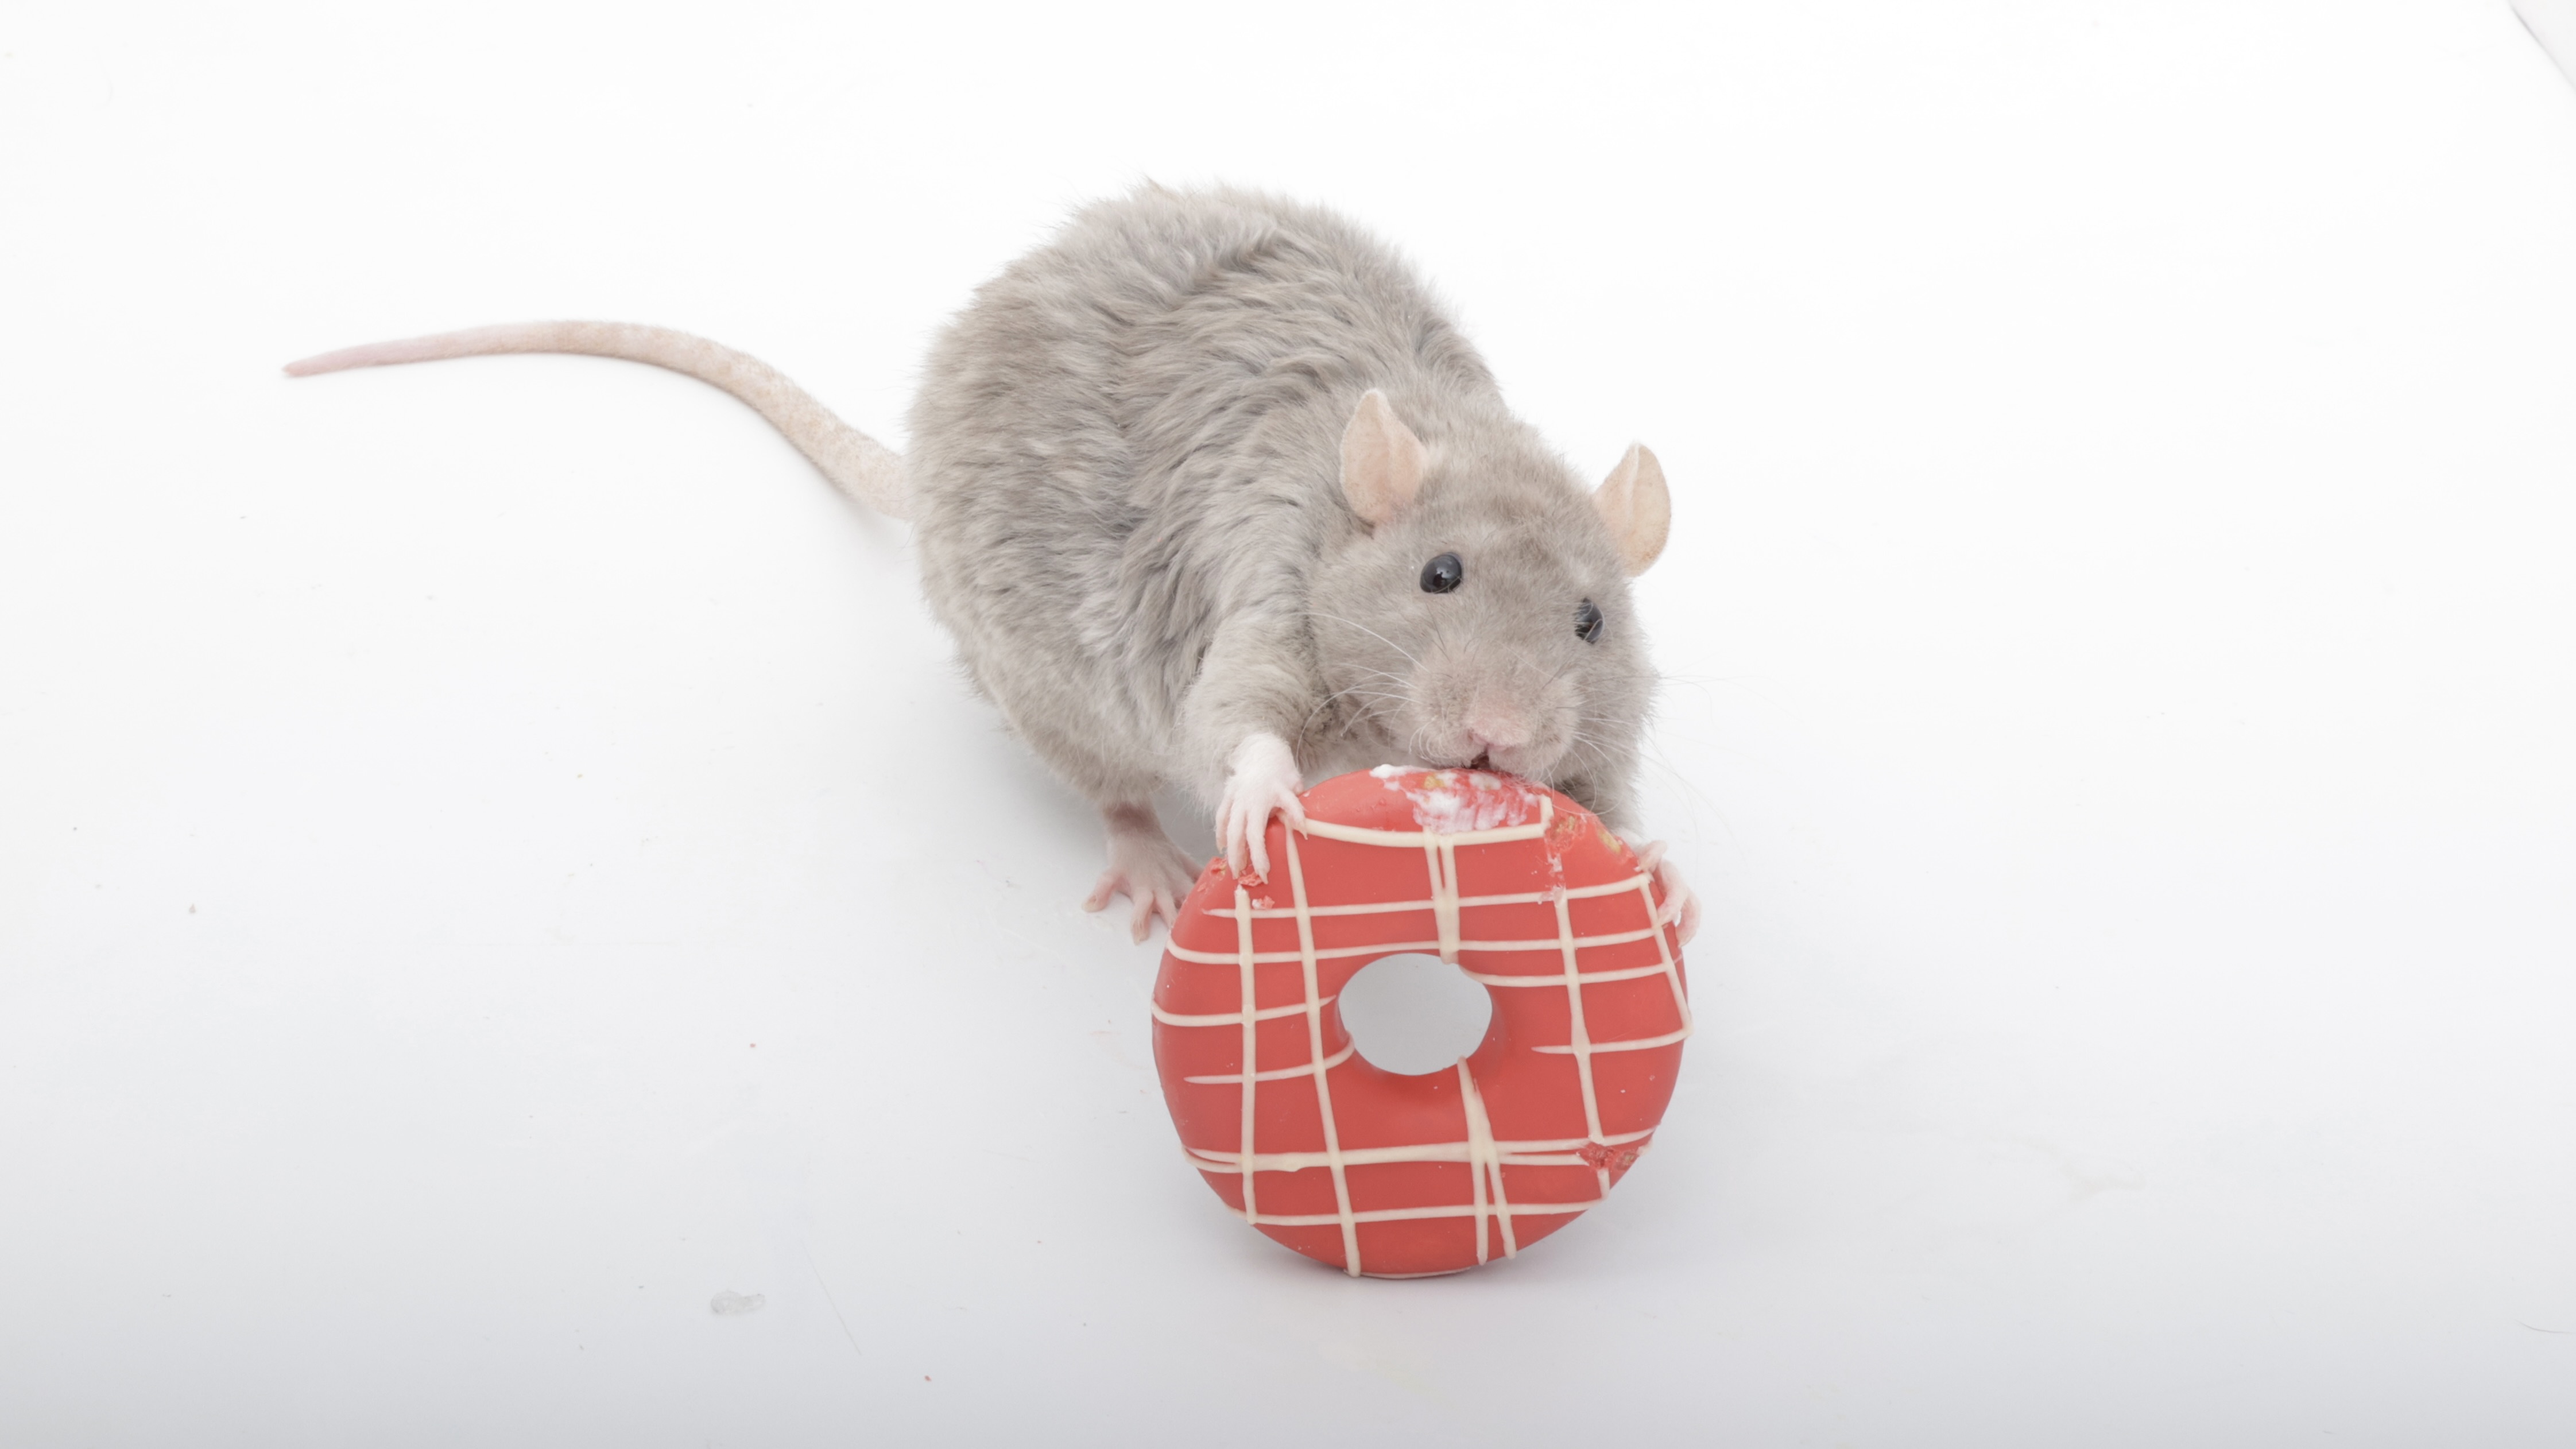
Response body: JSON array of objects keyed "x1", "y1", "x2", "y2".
[{"x1": 1308, "y1": 390, "x2": 1669, "y2": 793}]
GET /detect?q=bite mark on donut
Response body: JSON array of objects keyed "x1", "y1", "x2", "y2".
[{"x1": 1578, "y1": 1141, "x2": 1644, "y2": 1173}]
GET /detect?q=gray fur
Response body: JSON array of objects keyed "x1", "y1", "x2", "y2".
[{"x1": 908, "y1": 184, "x2": 1655, "y2": 826}]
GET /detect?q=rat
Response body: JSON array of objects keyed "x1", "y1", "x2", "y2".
[{"x1": 286, "y1": 184, "x2": 1698, "y2": 944}]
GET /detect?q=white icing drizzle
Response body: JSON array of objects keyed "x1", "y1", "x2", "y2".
[
  {"x1": 1151, "y1": 998, "x2": 1331, "y2": 1028},
  {"x1": 1180, "y1": 1123, "x2": 1656, "y2": 1172},
  {"x1": 1425, "y1": 833, "x2": 1463, "y2": 964},
  {"x1": 1298, "y1": 815, "x2": 1551, "y2": 849},
  {"x1": 1548, "y1": 882, "x2": 1612, "y2": 1194},
  {"x1": 1183, "y1": 1041, "x2": 1357, "y2": 1084},
  {"x1": 1233, "y1": 882, "x2": 1259, "y2": 1230},
  {"x1": 1163, "y1": 921, "x2": 1670, "y2": 967},
  {"x1": 1223, "y1": 1202, "x2": 1603, "y2": 1227},
  {"x1": 1208, "y1": 874, "x2": 1654, "y2": 920},
  {"x1": 1532, "y1": 1027, "x2": 1691, "y2": 1056},
  {"x1": 1460, "y1": 960, "x2": 1675, "y2": 987},
  {"x1": 1286, "y1": 831, "x2": 1363, "y2": 1276},
  {"x1": 1456, "y1": 1057, "x2": 1506, "y2": 1262}
]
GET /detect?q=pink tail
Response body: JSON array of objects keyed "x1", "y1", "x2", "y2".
[{"x1": 285, "y1": 320, "x2": 911, "y2": 519}]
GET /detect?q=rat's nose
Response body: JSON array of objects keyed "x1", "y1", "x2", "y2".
[{"x1": 1465, "y1": 709, "x2": 1531, "y2": 755}]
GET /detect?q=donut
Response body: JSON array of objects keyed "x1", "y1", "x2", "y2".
[{"x1": 1151, "y1": 767, "x2": 1692, "y2": 1277}]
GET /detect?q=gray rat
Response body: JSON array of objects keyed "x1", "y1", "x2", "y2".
[{"x1": 286, "y1": 184, "x2": 1696, "y2": 944}]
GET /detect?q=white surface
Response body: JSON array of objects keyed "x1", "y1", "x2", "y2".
[
  {"x1": 2520, "y1": 0, "x2": 2576, "y2": 84},
  {"x1": 5, "y1": 2, "x2": 2575, "y2": 1443}
]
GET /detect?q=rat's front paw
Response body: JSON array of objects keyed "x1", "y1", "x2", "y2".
[
  {"x1": 1616, "y1": 831, "x2": 1702, "y2": 947},
  {"x1": 1216, "y1": 731, "x2": 1307, "y2": 881}
]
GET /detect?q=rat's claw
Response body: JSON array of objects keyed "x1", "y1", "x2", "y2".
[
  {"x1": 1657, "y1": 866, "x2": 1701, "y2": 945},
  {"x1": 1616, "y1": 831, "x2": 1702, "y2": 947},
  {"x1": 1128, "y1": 884, "x2": 1179, "y2": 944},
  {"x1": 1218, "y1": 731, "x2": 1306, "y2": 881}
]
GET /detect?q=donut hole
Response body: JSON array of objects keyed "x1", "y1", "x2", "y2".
[{"x1": 1337, "y1": 952, "x2": 1495, "y2": 1076}]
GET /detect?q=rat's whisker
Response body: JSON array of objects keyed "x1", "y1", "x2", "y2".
[{"x1": 1306, "y1": 610, "x2": 1422, "y2": 668}]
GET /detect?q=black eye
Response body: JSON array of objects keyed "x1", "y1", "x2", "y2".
[
  {"x1": 1575, "y1": 599, "x2": 1605, "y2": 643},
  {"x1": 1420, "y1": 552, "x2": 1463, "y2": 593}
]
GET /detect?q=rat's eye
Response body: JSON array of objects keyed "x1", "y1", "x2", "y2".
[
  {"x1": 1420, "y1": 553, "x2": 1463, "y2": 594},
  {"x1": 1575, "y1": 599, "x2": 1605, "y2": 643}
]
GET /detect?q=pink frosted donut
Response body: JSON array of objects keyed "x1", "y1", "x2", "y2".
[{"x1": 1151, "y1": 768, "x2": 1692, "y2": 1277}]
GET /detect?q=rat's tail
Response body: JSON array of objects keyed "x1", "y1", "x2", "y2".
[{"x1": 284, "y1": 321, "x2": 912, "y2": 520}]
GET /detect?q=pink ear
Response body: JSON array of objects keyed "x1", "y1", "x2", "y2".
[
  {"x1": 1592, "y1": 443, "x2": 1671, "y2": 575},
  {"x1": 1341, "y1": 390, "x2": 1428, "y2": 525}
]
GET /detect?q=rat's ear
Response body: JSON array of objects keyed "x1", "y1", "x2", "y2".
[
  {"x1": 1341, "y1": 390, "x2": 1427, "y2": 526},
  {"x1": 1593, "y1": 443, "x2": 1671, "y2": 575}
]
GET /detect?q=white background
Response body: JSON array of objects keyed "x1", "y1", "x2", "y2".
[{"x1": 5, "y1": 2, "x2": 2574, "y2": 1443}]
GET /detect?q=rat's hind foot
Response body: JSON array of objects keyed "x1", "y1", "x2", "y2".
[{"x1": 1084, "y1": 801, "x2": 1199, "y2": 943}]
